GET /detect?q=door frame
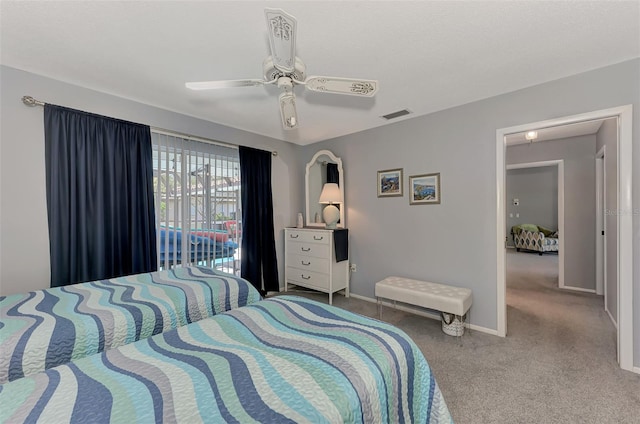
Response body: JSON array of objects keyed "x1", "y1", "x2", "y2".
[
  {"x1": 495, "y1": 105, "x2": 633, "y2": 372},
  {"x1": 595, "y1": 146, "x2": 606, "y2": 298},
  {"x1": 506, "y1": 160, "x2": 564, "y2": 289}
]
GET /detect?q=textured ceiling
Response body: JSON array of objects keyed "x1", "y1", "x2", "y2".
[{"x1": 2, "y1": 1, "x2": 639, "y2": 145}]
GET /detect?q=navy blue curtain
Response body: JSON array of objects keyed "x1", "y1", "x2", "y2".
[
  {"x1": 239, "y1": 146, "x2": 279, "y2": 294},
  {"x1": 326, "y1": 163, "x2": 340, "y2": 222},
  {"x1": 44, "y1": 105, "x2": 157, "y2": 287},
  {"x1": 326, "y1": 163, "x2": 339, "y2": 185}
]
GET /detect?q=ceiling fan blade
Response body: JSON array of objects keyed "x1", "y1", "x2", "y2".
[
  {"x1": 278, "y1": 92, "x2": 298, "y2": 130},
  {"x1": 185, "y1": 79, "x2": 264, "y2": 90},
  {"x1": 265, "y1": 8, "x2": 297, "y2": 73},
  {"x1": 305, "y1": 76, "x2": 379, "y2": 97}
]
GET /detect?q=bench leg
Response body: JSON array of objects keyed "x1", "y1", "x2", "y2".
[
  {"x1": 467, "y1": 309, "x2": 472, "y2": 335},
  {"x1": 377, "y1": 297, "x2": 382, "y2": 320}
]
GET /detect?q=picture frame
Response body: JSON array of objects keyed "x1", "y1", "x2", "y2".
[
  {"x1": 409, "y1": 173, "x2": 441, "y2": 205},
  {"x1": 377, "y1": 168, "x2": 403, "y2": 197}
]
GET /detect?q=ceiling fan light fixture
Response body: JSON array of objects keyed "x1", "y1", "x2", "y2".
[
  {"x1": 279, "y1": 92, "x2": 298, "y2": 129},
  {"x1": 525, "y1": 130, "x2": 538, "y2": 141}
]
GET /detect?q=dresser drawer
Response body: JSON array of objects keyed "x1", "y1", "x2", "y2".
[
  {"x1": 285, "y1": 230, "x2": 330, "y2": 245},
  {"x1": 286, "y1": 241, "x2": 329, "y2": 259},
  {"x1": 286, "y1": 267, "x2": 330, "y2": 290},
  {"x1": 287, "y1": 253, "x2": 329, "y2": 274}
]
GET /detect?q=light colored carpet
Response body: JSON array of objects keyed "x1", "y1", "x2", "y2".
[{"x1": 274, "y1": 250, "x2": 640, "y2": 423}]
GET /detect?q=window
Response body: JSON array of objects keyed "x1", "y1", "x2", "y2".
[{"x1": 151, "y1": 131, "x2": 241, "y2": 274}]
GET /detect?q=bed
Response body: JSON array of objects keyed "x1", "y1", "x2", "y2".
[
  {"x1": 0, "y1": 296, "x2": 451, "y2": 423},
  {"x1": 0, "y1": 266, "x2": 261, "y2": 383}
]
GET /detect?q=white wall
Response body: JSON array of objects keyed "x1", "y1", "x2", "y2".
[
  {"x1": 303, "y1": 59, "x2": 640, "y2": 367},
  {"x1": 0, "y1": 65, "x2": 303, "y2": 296},
  {"x1": 507, "y1": 135, "x2": 596, "y2": 290},
  {"x1": 506, "y1": 166, "x2": 558, "y2": 247},
  {"x1": 596, "y1": 118, "x2": 619, "y2": 322}
]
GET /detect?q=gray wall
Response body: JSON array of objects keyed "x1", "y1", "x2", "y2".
[
  {"x1": 507, "y1": 136, "x2": 596, "y2": 290},
  {"x1": 303, "y1": 59, "x2": 639, "y2": 367},
  {"x1": 0, "y1": 65, "x2": 304, "y2": 296},
  {"x1": 596, "y1": 118, "x2": 618, "y2": 322},
  {"x1": 506, "y1": 166, "x2": 558, "y2": 247}
]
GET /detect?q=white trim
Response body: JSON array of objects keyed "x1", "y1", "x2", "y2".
[
  {"x1": 617, "y1": 106, "x2": 633, "y2": 371},
  {"x1": 496, "y1": 135, "x2": 507, "y2": 337},
  {"x1": 506, "y1": 160, "x2": 564, "y2": 290},
  {"x1": 506, "y1": 160, "x2": 561, "y2": 170},
  {"x1": 606, "y1": 308, "x2": 618, "y2": 330},
  {"x1": 496, "y1": 105, "x2": 633, "y2": 372},
  {"x1": 561, "y1": 286, "x2": 596, "y2": 294},
  {"x1": 349, "y1": 293, "x2": 498, "y2": 336},
  {"x1": 633, "y1": 367, "x2": 640, "y2": 375},
  {"x1": 595, "y1": 147, "x2": 605, "y2": 296}
]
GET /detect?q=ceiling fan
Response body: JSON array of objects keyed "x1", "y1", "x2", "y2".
[{"x1": 185, "y1": 8, "x2": 379, "y2": 130}]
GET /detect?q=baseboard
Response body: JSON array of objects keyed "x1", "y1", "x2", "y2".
[
  {"x1": 633, "y1": 366, "x2": 640, "y2": 375},
  {"x1": 605, "y1": 307, "x2": 618, "y2": 329},
  {"x1": 349, "y1": 293, "x2": 498, "y2": 336},
  {"x1": 559, "y1": 284, "x2": 596, "y2": 294}
]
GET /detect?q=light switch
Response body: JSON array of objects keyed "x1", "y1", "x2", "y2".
[
  {"x1": 516, "y1": 213, "x2": 520, "y2": 218},
  {"x1": 509, "y1": 213, "x2": 513, "y2": 218}
]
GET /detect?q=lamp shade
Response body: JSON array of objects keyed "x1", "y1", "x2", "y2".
[{"x1": 318, "y1": 183, "x2": 342, "y2": 204}]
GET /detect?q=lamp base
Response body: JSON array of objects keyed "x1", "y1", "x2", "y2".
[{"x1": 322, "y1": 204, "x2": 340, "y2": 229}]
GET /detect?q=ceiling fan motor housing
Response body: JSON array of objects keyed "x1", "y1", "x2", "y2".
[{"x1": 263, "y1": 56, "x2": 306, "y2": 82}]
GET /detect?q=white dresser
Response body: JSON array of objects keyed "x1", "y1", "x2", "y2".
[{"x1": 284, "y1": 227, "x2": 349, "y2": 305}]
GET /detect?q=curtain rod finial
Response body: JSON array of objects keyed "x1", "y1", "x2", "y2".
[{"x1": 22, "y1": 96, "x2": 44, "y2": 107}]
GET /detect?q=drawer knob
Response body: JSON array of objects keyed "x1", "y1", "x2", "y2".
[
  {"x1": 313, "y1": 236, "x2": 324, "y2": 240},
  {"x1": 301, "y1": 247, "x2": 311, "y2": 252},
  {"x1": 301, "y1": 274, "x2": 311, "y2": 280},
  {"x1": 301, "y1": 261, "x2": 311, "y2": 266},
  {"x1": 290, "y1": 234, "x2": 299, "y2": 238}
]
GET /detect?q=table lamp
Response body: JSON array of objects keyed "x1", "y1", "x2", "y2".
[{"x1": 318, "y1": 183, "x2": 342, "y2": 229}]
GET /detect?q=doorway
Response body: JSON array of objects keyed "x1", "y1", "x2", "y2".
[
  {"x1": 506, "y1": 161, "x2": 563, "y2": 287},
  {"x1": 495, "y1": 105, "x2": 634, "y2": 372}
]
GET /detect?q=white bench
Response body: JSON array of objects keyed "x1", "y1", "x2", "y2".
[{"x1": 375, "y1": 276, "x2": 472, "y2": 337}]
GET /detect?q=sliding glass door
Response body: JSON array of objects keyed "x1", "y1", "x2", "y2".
[{"x1": 151, "y1": 131, "x2": 241, "y2": 274}]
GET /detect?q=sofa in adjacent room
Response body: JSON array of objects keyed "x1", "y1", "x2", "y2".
[{"x1": 511, "y1": 224, "x2": 559, "y2": 255}]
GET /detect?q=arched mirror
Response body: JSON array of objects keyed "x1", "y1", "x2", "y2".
[{"x1": 305, "y1": 150, "x2": 345, "y2": 228}]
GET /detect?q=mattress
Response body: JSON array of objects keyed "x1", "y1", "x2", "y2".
[
  {"x1": 0, "y1": 296, "x2": 452, "y2": 423},
  {"x1": 0, "y1": 266, "x2": 261, "y2": 383}
]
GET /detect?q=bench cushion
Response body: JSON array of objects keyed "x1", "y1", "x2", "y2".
[{"x1": 375, "y1": 276, "x2": 472, "y2": 316}]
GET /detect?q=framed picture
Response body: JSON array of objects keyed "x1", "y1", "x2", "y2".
[
  {"x1": 409, "y1": 173, "x2": 441, "y2": 204},
  {"x1": 377, "y1": 168, "x2": 403, "y2": 197}
]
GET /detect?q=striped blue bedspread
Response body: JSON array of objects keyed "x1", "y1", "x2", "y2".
[
  {"x1": 0, "y1": 266, "x2": 261, "y2": 383},
  {"x1": 0, "y1": 296, "x2": 452, "y2": 423}
]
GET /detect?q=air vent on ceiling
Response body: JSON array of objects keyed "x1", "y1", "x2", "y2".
[{"x1": 381, "y1": 109, "x2": 412, "y2": 120}]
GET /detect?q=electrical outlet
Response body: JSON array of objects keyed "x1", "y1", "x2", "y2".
[{"x1": 350, "y1": 263, "x2": 357, "y2": 272}]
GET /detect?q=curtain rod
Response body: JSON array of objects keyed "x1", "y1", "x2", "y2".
[
  {"x1": 21, "y1": 95, "x2": 45, "y2": 107},
  {"x1": 21, "y1": 95, "x2": 278, "y2": 157}
]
